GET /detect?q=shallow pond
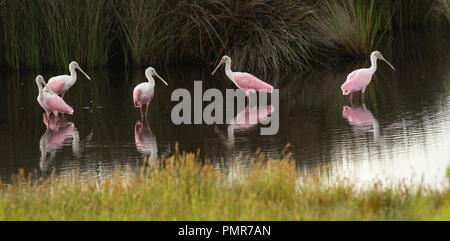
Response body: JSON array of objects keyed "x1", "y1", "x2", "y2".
[{"x1": 0, "y1": 31, "x2": 449, "y2": 188}]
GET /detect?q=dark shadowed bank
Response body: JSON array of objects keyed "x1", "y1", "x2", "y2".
[{"x1": 0, "y1": 0, "x2": 449, "y2": 75}]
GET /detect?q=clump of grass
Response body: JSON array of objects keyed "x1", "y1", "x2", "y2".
[
  {"x1": 200, "y1": 0, "x2": 316, "y2": 75},
  {"x1": 0, "y1": 150, "x2": 449, "y2": 221},
  {"x1": 314, "y1": 0, "x2": 394, "y2": 58},
  {"x1": 313, "y1": 0, "x2": 450, "y2": 59},
  {"x1": 1, "y1": 0, "x2": 449, "y2": 71},
  {"x1": 115, "y1": 0, "x2": 192, "y2": 67},
  {"x1": 391, "y1": 0, "x2": 442, "y2": 29},
  {"x1": 438, "y1": 0, "x2": 450, "y2": 24},
  {"x1": 117, "y1": 0, "x2": 316, "y2": 75},
  {"x1": 37, "y1": 0, "x2": 116, "y2": 69},
  {"x1": 1, "y1": 1, "x2": 42, "y2": 70},
  {"x1": 0, "y1": 0, "x2": 116, "y2": 70}
]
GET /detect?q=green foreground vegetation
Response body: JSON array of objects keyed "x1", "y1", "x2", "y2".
[
  {"x1": 0, "y1": 151, "x2": 449, "y2": 220},
  {"x1": 0, "y1": 0, "x2": 449, "y2": 73}
]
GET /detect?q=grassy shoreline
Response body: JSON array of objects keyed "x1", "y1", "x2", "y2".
[
  {"x1": 0, "y1": 152, "x2": 449, "y2": 221},
  {"x1": 1, "y1": 0, "x2": 449, "y2": 73}
]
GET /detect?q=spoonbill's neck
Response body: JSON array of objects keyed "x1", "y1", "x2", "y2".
[
  {"x1": 224, "y1": 61, "x2": 234, "y2": 80},
  {"x1": 368, "y1": 54, "x2": 378, "y2": 75},
  {"x1": 36, "y1": 81, "x2": 45, "y2": 99},
  {"x1": 69, "y1": 66, "x2": 77, "y2": 81},
  {"x1": 37, "y1": 82, "x2": 43, "y2": 94},
  {"x1": 224, "y1": 61, "x2": 239, "y2": 87},
  {"x1": 146, "y1": 74, "x2": 155, "y2": 87}
]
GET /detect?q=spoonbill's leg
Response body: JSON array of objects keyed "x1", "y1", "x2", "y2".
[
  {"x1": 53, "y1": 111, "x2": 59, "y2": 121},
  {"x1": 362, "y1": 90, "x2": 365, "y2": 104},
  {"x1": 145, "y1": 104, "x2": 150, "y2": 117},
  {"x1": 45, "y1": 111, "x2": 50, "y2": 119},
  {"x1": 350, "y1": 98, "x2": 355, "y2": 107},
  {"x1": 140, "y1": 106, "x2": 144, "y2": 119}
]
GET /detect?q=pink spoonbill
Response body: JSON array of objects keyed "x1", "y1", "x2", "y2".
[
  {"x1": 133, "y1": 67, "x2": 168, "y2": 118},
  {"x1": 36, "y1": 75, "x2": 74, "y2": 120},
  {"x1": 341, "y1": 51, "x2": 395, "y2": 101},
  {"x1": 211, "y1": 55, "x2": 274, "y2": 96},
  {"x1": 44, "y1": 61, "x2": 91, "y2": 99}
]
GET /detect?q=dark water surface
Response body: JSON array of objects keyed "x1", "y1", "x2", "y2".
[{"x1": 1, "y1": 33, "x2": 449, "y2": 188}]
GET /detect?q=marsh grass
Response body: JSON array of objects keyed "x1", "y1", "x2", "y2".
[
  {"x1": 1, "y1": 0, "x2": 115, "y2": 70},
  {"x1": 438, "y1": 0, "x2": 450, "y2": 24},
  {"x1": 0, "y1": 150, "x2": 449, "y2": 221},
  {"x1": 38, "y1": 0, "x2": 116, "y2": 70},
  {"x1": 116, "y1": 0, "x2": 316, "y2": 75},
  {"x1": 0, "y1": 0, "x2": 449, "y2": 72},
  {"x1": 315, "y1": 0, "x2": 394, "y2": 58},
  {"x1": 391, "y1": 0, "x2": 441, "y2": 28}
]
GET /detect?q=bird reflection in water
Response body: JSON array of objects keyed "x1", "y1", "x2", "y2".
[
  {"x1": 134, "y1": 120, "x2": 158, "y2": 164},
  {"x1": 40, "y1": 114, "x2": 92, "y2": 172},
  {"x1": 342, "y1": 104, "x2": 380, "y2": 141},
  {"x1": 215, "y1": 103, "x2": 275, "y2": 148}
]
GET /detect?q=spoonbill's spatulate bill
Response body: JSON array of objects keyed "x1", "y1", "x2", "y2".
[
  {"x1": 44, "y1": 61, "x2": 91, "y2": 99},
  {"x1": 133, "y1": 67, "x2": 168, "y2": 118},
  {"x1": 36, "y1": 75, "x2": 74, "y2": 120},
  {"x1": 211, "y1": 55, "x2": 274, "y2": 95},
  {"x1": 341, "y1": 51, "x2": 395, "y2": 100}
]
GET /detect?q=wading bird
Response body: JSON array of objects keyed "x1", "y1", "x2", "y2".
[
  {"x1": 211, "y1": 55, "x2": 274, "y2": 96},
  {"x1": 44, "y1": 61, "x2": 91, "y2": 99},
  {"x1": 341, "y1": 51, "x2": 395, "y2": 101},
  {"x1": 133, "y1": 67, "x2": 168, "y2": 118},
  {"x1": 36, "y1": 75, "x2": 74, "y2": 120}
]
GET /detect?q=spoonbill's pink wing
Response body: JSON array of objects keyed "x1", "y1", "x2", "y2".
[
  {"x1": 234, "y1": 73, "x2": 273, "y2": 93},
  {"x1": 45, "y1": 78, "x2": 66, "y2": 94},
  {"x1": 46, "y1": 95, "x2": 74, "y2": 114},
  {"x1": 341, "y1": 69, "x2": 373, "y2": 95},
  {"x1": 47, "y1": 123, "x2": 74, "y2": 146},
  {"x1": 133, "y1": 88, "x2": 142, "y2": 107}
]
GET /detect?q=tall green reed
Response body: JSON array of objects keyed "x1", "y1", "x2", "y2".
[
  {"x1": 0, "y1": 0, "x2": 449, "y2": 72},
  {"x1": 315, "y1": 0, "x2": 393, "y2": 58},
  {"x1": 1, "y1": 1, "x2": 42, "y2": 70},
  {"x1": 1, "y1": 0, "x2": 116, "y2": 70},
  {"x1": 37, "y1": 0, "x2": 116, "y2": 69},
  {"x1": 391, "y1": 0, "x2": 441, "y2": 28},
  {"x1": 116, "y1": 0, "x2": 317, "y2": 75}
]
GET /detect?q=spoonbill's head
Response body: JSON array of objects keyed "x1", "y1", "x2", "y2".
[
  {"x1": 342, "y1": 88, "x2": 351, "y2": 96},
  {"x1": 36, "y1": 75, "x2": 53, "y2": 94},
  {"x1": 145, "y1": 67, "x2": 168, "y2": 86},
  {"x1": 211, "y1": 55, "x2": 232, "y2": 76},
  {"x1": 69, "y1": 61, "x2": 91, "y2": 80},
  {"x1": 372, "y1": 51, "x2": 395, "y2": 71},
  {"x1": 35, "y1": 75, "x2": 45, "y2": 86}
]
